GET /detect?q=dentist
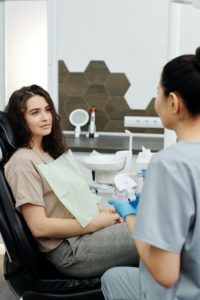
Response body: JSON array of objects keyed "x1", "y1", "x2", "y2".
[{"x1": 102, "y1": 47, "x2": 200, "y2": 300}]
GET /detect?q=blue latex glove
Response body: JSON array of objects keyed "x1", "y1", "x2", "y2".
[
  {"x1": 130, "y1": 192, "x2": 141, "y2": 210},
  {"x1": 108, "y1": 199, "x2": 137, "y2": 219}
]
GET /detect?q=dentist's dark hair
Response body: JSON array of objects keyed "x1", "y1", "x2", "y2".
[
  {"x1": 5, "y1": 84, "x2": 67, "y2": 160},
  {"x1": 161, "y1": 47, "x2": 200, "y2": 116}
]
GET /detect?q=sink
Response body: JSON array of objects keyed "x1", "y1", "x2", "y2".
[
  {"x1": 80, "y1": 150, "x2": 132, "y2": 184},
  {"x1": 81, "y1": 154, "x2": 125, "y2": 173}
]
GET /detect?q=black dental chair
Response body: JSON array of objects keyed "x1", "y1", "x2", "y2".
[{"x1": 0, "y1": 111, "x2": 104, "y2": 299}]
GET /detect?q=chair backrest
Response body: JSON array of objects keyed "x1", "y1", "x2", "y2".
[
  {"x1": 0, "y1": 111, "x2": 53, "y2": 277},
  {"x1": 0, "y1": 111, "x2": 18, "y2": 156}
]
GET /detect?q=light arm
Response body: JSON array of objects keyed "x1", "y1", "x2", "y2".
[
  {"x1": 21, "y1": 203, "x2": 121, "y2": 239},
  {"x1": 135, "y1": 239, "x2": 180, "y2": 288},
  {"x1": 124, "y1": 215, "x2": 180, "y2": 288}
]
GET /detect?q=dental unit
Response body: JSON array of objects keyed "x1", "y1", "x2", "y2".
[{"x1": 80, "y1": 130, "x2": 133, "y2": 186}]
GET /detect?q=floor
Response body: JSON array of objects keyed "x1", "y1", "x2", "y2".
[{"x1": 0, "y1": 255, "x2": 18, "y2": 300}]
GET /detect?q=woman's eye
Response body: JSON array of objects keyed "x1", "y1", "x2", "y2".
[
  {"x1": 31, "y1": 111, "x2": 38, "y2": 115},
  {"x1": 45, "y1": 107, "x2": 51, "y2": 112}
]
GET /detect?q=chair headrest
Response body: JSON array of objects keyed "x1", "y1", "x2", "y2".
[{"x1": 0, "y1": 111, "x2": 18, "y2": 157}]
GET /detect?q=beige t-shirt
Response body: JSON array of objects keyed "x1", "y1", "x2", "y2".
[{"x1": 4, "y1": 148, "x2": 74, "y2": 253}]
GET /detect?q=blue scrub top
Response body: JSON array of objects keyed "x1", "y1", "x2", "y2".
[{"x1": 133, "y1": 141, "x2": 200, "y2": 300}]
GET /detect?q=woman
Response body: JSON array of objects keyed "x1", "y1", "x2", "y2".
[
  {"x1": 4, "y1": 84, "x2": 138, "y2": 278},
  {"x1": 101, "y1": 47, "x2": 200, "y2": 300}
]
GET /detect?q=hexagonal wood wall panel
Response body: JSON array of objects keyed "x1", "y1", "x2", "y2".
[{"x1": 59, "y1": 60, "x2": 163, "y2": 134}]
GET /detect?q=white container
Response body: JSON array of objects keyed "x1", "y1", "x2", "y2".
[{"x1": 135, "y1": 147, "x2": 153, "y2": 192}]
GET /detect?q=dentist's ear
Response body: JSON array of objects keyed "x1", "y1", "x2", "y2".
[{"x1": 168, "y1": 92, "x2": 183, "y2": 115}]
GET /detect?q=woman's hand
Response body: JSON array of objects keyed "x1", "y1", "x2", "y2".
[
  {"x1": 98, "y1": 206, "x2": 115, "y2": 214},
  {"x1": 89, "y1": 211, "x2": 121, "y2": 232}
]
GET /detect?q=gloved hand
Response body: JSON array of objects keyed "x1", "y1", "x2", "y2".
[
  {"x1": 130, "y1": 192, "x2": 141, "y2": 210},
  {"x1": 108, "y1": 199, "x2": 137, "y2": 220}
]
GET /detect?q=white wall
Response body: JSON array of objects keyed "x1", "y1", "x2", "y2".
[
  {"x1": 56, "y1": 0, "x2": 168, "y2": 109},
  {"x1": 2, "y1": 1, "x2": 200, "y2": 110},
  {"x1": 164, "y1": 2, "x2": 200, "y2": 148},
  {"x1": 55, "y1": 0, "x2": 200, "y2": 110},
  {"x1": 4, "y1": 0, "x2": 48, "y2": 104},
  {"x1": 180, "y1": 4, "x2": 200, "y2": 51}
]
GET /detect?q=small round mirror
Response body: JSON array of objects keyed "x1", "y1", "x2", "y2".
[
  {"x1": 69, "y1": 109, "x2": 89, "y2": 127},
  {"x1": 69, "y1": 109, "x2": 89, "y2": 137}
]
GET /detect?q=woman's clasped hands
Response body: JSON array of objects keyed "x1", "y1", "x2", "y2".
[{"x1": 89, "y1": 209, "x2": 122, "y2": 232}]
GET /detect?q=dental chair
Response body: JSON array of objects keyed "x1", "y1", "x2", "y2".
[{"x1": 0, "y1": 111, "x2": 104, "y2": 299}]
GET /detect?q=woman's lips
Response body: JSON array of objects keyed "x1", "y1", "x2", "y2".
[{"x1": 40, "y1": 124, "x2": 51, "y2": 129}]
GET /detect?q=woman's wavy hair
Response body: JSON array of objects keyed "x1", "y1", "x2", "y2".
[{"x1": 5, "y1": 84, "x2": 68, "y2": 160}]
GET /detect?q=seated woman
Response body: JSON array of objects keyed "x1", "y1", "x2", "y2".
[{"x1": 3, "y1": 84, "x2": 139, "y2": 278}]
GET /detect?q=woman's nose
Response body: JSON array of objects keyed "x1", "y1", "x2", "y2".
[{"x1": 41, "y1": 111, "x2": 48, "y2": 120}]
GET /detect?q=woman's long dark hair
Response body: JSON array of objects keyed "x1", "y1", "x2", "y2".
[{"x1": 5, "y1": 84, "x2": 68, "y2": 161}]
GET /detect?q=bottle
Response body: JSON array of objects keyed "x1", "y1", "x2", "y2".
[
  {"x1": 88, "y1": 106, "x2": 96, "y2": 138},
  {"x1": 137, "y1": 168, "x2": 147, "y2": 193}
]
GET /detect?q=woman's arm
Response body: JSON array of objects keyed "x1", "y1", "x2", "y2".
[
  {"x1": 21, "y1": 204, "x2": 121, "y2": 238},
  {"x1": 124, "y1": 215, "x2": 136, "y2": 231},
  {"x1": 134, "y1": 239, "x2": 180, "y2": 288},
  {"x1": 125, "y1": 215, "x2": 180, "y2": 288}
]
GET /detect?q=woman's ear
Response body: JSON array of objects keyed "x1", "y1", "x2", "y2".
[{"x1": 168, "y1": 92, "x2": 182, "y2": 115}]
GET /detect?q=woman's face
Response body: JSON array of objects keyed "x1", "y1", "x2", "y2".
[{"x1": 24, "y1": 95, "x2": 52, "y2": 139}]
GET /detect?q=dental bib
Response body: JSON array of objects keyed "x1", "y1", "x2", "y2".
[{"x1": 38, "y1": 150, "x2": 100, "y2": 227}]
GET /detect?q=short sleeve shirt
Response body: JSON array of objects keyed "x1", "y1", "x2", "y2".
[
  {"x1": 132, "y1": 141, "x2": 200, "y2": 300},
  {"x1": 4, "y1": 148, "x2": 74, "y2": 252}
]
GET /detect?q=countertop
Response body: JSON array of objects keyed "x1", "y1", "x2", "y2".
[{"x1": 64, "y1": 132, "x2": 164, "y2": 154}]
